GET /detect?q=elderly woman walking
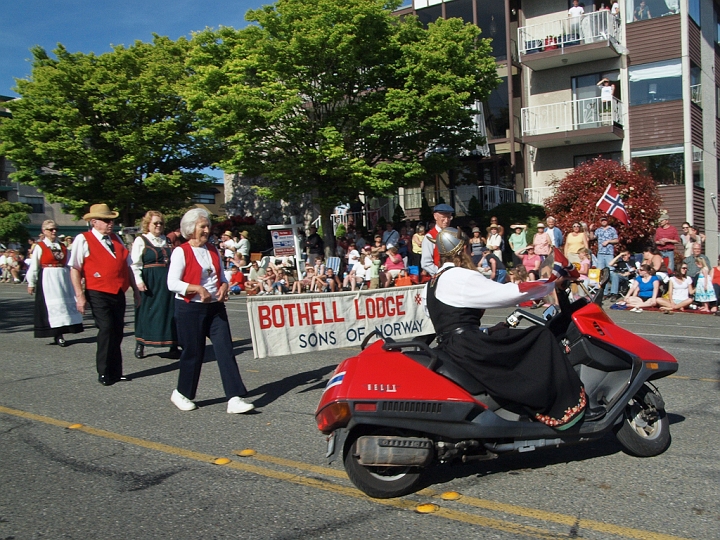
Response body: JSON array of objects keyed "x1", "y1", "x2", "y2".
[
  {"x1": 131, "y1": 210, "x2": 179, "y2": 359},
  {"x1": 166, "y1": 208, "x2": 254, "y2": 413},
  {"x1": 27, "y1": 220, "x2": 84, "y2": 346}
]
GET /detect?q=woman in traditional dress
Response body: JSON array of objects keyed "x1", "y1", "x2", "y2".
[
  {"x1": 131, "y1": 211, "x2": 179, "y2": 359},
  {"x1": 26, "y1": 220, "x2": 84, "y2": 346},
  {"x1": 422, "y1": 228, "x2": 586, "y2": 429}
]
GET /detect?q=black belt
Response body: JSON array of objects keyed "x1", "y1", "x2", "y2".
[{"x1": 438, "y1": 325, "x2": 480, "y2": 341}]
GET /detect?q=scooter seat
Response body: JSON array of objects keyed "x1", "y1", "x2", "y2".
[{"x1": 404, "y1": 349, "x2": 487, "y2": 395}]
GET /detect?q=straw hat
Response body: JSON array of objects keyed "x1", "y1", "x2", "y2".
[
  {"x1": 240, "y1": 230, "x2": 249, "y2": 238},
  {"x1": 83, "y1": 203, "x2": 119, "y2": 221},
  {"x1": 222, "y1": 230, "x2": 232, "y2": 237}
]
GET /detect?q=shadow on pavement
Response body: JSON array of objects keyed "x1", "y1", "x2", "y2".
[{"x1": 246, "y1": 364, "x2": 336, "y2": 408}]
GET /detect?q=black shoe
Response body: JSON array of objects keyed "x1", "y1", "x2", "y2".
[
  {"x1": 98, "y1": 375, "x2": 115, "y2": 386},
  {"x1": 134, "y1": 343, "x2": 144, "y2": 359},
  {"x1": 54, "y1": 335, "x2": 67, "y2": 347},
  {"x1": 166, "y1": 347, "x2": 181, "y2": 359}
]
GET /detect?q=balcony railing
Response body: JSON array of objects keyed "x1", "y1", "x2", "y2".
[
  {"x1": 521, "y1": 96, "x2": 623, "y2": 138},
  {"x1": 690, "y1": 84, "x2": 702, "y2": 107},
  {"x1": 518, "y1": 10, "x2": 621, "y2": 56},
  {"x1": 523, "y1": 187, "x2": 555, "y2": 206}
]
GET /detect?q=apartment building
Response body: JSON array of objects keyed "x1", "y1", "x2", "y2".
[{"x1": 396, "y1": 0, "x2": 720, "y2": 261}]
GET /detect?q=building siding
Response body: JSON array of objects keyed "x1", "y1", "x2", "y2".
[
  {"x1": 691, "y1": 104, "x2": 703, "y2": 147},
  {"x1": 626, "y1": 15, "x2": 681, "y2": 66},
  {"x1": 657, "y1": 185, "x2": 687, "y2": 227},
  {"x1": 688, "y1": 21, "x2": 702, "y2": 67},
  {"x1": 629, "y1": 102, "x2": 684, "y2": 149}
]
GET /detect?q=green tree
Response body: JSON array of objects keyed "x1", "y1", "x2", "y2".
[
  {"x1": 184, "y1": 0, "x2": 498, "y2": 250},
  {"x1": 0, "y1": 201, "x2": 31, "y2": 243},
  {"x1": 0, "y1": 36, "x2": 223, "y2": 223}
]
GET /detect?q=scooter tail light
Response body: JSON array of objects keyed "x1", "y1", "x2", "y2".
[
  {"x1": 316, "y1": 401, "x2": 352, "y2": 434},
  {"x1": 354, "y1": 402, "x2": 377, "y2": 412}
]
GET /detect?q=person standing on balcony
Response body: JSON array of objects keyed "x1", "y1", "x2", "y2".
[
  {"x1": 597, "y1": 78, "x2": 616, "y2": 117},
  {"x1": 654, "y1": 212, "x2": 681, "y2": 272},
  {"x1": 421, "y1": 203, "x2": 454, "y2": 276},
  {"x1": 306, "y1": 226, "x2": 324, "y2": 267},
  {"x1": 568, "y1": 0, "x2": 584, "y2": 37}
]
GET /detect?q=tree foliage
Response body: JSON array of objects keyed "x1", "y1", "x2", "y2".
[
  {"x1": 0, "y1": 201, "x2": 32, "y2": 242},
  {"x1": 184, "y1": 0, "x2": 499, "y2": 246},
  {"x1": 0, "y1": 36, "x2": 223, "y2": 222},
  {"x1": 544, "y1": 159, "x2": 662, "y2": 251}
]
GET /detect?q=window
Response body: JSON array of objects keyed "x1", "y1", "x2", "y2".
[
  {"x1": 629, "y1": 59, "x2": 682, "y2": 105},
  {"x1": 689, "y1": 0, "x2": 700, "y2": 26},
  {"x1": 445, "y1": 0, "x2": 473, "y2": 24},
  {"x1": 475, "y1": 2, "x2": 506, "y2": 60},
  {"x1": 574, "y1": 152, "x2": 623, "y2": 167},
  {"x1": 416, "y1": 4, "x2": 442, "y2": 27},
  {"x1": 19, "y1": 196, "x2": 45, "y2": 214},
  {"x1": 692, "y1": 146, "x2": 703, "y2": 188},
  {"x1": 631, "y1": 146, "x2": 684, "y2": 185},
  {"x1": 191, "y1": 192, "x2": 217, "y2": 205},
  {"x1": 626, "y1": 0, "x2": 679, "y2": 23},
  {"x1": 483, "y1": 78, "x2": 509, "y2": 139}
]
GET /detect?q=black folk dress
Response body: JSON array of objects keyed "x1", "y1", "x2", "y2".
[
  {"x1": 134, "y1": 236, "x2": 177, "y2": 348},
  {"x1": 426, "y1": 268, "x2": 586, "y2": 429}
]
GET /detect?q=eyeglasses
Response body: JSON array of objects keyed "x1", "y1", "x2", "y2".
[
  {"x1": 680, "y1": 267, "x2": 688, "y2": 270},
  {"x1": 151, "y1": 221, "x2": 164, "y2": 226},
  {"x1": 44, "y1": 228, "x2": 57, "y2": 232},
  {"x1": 96, "y1": 218, "x2": 114, "y2": 223}
]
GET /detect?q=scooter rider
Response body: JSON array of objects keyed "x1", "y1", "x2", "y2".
[{"x1": 422, "y1": 227, "x2": 587, "y2": 430}]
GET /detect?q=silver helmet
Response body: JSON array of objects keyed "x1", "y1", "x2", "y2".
[{"x1": 432, "y1": 227, "x2": 467, "y2": 257}]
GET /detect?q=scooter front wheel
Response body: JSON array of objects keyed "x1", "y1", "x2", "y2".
[
  {"x1": 615, "y1": 383, "x2": 671, "y2": 457},
  {"x1": 344, "y1": 431, "x2": 424, "y2": 499}
]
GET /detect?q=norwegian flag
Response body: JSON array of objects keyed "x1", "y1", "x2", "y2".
[{"x1": 596, "y1": 184, "x2": 630, "y2": 225}]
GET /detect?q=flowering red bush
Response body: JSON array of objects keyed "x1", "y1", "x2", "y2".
[{"x1": 545, "y1": 159, "x2": 662, "y2": 252}]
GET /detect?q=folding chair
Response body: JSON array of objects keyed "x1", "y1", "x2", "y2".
[
  {"x1": 585, "y1": 268, "x2": 602, "y2": 297},
  {"x1": 325, "y1": 257, "x2": 341, "y2": 275}
]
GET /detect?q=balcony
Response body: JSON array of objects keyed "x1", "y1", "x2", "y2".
[
  {"x1": 690, "y1": 84, "x2": 701, "y2": 107},
  {"x1": 521, "y1": 96, "x2": 624, "y2": 148},
  {"x1": 518, "y1": 10, "x2": 624, "y2": 71},
  {"x1": 523, "y1": 187, "x2": 555, "y2": 206}
]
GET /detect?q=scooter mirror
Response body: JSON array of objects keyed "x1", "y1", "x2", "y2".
[{"x1": 542, "y1": 305, "x2": 557, "y2": 320}]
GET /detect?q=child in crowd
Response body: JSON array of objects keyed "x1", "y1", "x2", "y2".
[
  {"x1": 228, "y1": 265, "x2": 246, "y2": 294},
  {"x1": 694, "y1": 257, "x2": 717, "y2": 312}
]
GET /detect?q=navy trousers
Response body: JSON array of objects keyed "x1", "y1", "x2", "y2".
[
  {"x1": 86, "y1": 289, "x2": 126, "y2": 380},
  {"x1": 174, "y1": 299, "x2": 247, "y2": 400}
]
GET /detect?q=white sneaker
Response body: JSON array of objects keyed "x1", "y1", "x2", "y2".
[
  {"x1": 171, "y1": 389, "x2": 197, "y2": 411},
  {"x1": 227, "y1": 396, "x2": 255, "y2": 414}
]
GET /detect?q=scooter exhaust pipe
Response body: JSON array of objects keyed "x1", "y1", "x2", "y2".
[{"x1": 356, "y1": 436, "x2": 434, "y2": 467}]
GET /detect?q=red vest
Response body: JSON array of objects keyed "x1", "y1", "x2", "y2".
[
  {"x1": 38, "y1": 242, "x2": 68, "y2": 268},
  {"x1": 427, "y1": 226, "x2": 441, "y2": 267},
  {"x1": 179, "y1": 242, "x2": 222, "y2": 302},
  {"x1": 81, "y1": 231, "x2": 130, "y2": 294}
]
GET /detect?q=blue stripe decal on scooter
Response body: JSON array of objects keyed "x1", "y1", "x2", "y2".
[{"x1": 324, "y1": 372, "x2": 346, "y2": 392}]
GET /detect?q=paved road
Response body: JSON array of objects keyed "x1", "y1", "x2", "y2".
[{"x1": 1, "y1": 284, "x2": 718, "y2": 539}]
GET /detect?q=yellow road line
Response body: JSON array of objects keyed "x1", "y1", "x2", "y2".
[{"x1": 0, "y1": 405, "x2": 691, "y2": 540}]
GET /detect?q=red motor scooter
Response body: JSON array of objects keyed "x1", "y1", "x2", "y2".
[{"x1": 315, "y1": 269, "x2": 678, "y2": 498}]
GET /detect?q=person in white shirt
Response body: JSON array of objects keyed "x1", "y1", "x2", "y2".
[{"x1": 568, "y1": 0, "x2": 584, "y2": 36}]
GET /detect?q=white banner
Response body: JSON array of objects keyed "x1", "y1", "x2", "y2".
[{"x1": 247, "y1": 285, "x2": 434, "y2": 358}]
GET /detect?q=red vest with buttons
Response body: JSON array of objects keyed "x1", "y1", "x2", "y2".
[
  {"x1": 81, "y1": 231, "x2": 130, "y2": 294},
  {"x1": 179, "y1": 242, "x2": 222, "y2": 302},
  {"x1": 427, "y1": 226, "x2": 441, "y2": 268},
  {"x1": 38, "y1": 241, "x2": 68, "y2": 268}
]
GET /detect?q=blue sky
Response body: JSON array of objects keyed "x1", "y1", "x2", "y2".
[{"x1": 1, "y1": 0, "x2": 267, "y2": 98}]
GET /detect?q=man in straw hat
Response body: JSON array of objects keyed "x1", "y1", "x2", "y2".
[
  {"x1": 69, "y1": 204, "x2": 140, "y2": 386},
  {"x1": 236, "y1": 230, "x2": 250, "y2": 265},
  {"x1": 654, "y1": 212, "x2": 680, "y2": 272}
]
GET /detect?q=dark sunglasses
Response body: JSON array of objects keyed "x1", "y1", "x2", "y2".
[
  {"x1": 44, "y1": 228, "x2": 57, "y2": 232},
  {"x1": 96, "y1": 218, "x2": 114, "y2": 223}
]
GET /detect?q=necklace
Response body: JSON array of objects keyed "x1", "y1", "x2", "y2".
[{"x1": 195, "y1": 245, "x2": 214, "y2": 276}]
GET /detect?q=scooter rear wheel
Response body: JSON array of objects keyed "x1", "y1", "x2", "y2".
[
  {"x1": 615, "y1": 383, "x2": 671, "y2": 457},
  {"x1": 344, "y1": 431, "x2": 424, "y2": 499}
]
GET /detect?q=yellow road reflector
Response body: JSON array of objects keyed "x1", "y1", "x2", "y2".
[
  {"x1": 67, "y1": 424, "x2": 83, "y2": 429},
  {"x1": 213, "y1": 457, "x2": 232, "y2": 465},
  {"x1": 415, "y1": 503, "x2": 439, "y2": 514},
  {"x1": 440, "y1": 491, "x2": 462, "y2": 501},
  {"x1": 234, "y1": 448, "x2": 257, "y2": 457}
]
